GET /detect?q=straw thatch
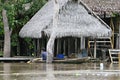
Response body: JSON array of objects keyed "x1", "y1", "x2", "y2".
[
  {"x1": 82, "y1": 0, "x2": 120, "y2": 17},
  {"x1": 19, "y1": 0, "x2": 111, "y2": 38},
  {"x1": 19, "y1": 0, "x2": 112, "y2": 63}
]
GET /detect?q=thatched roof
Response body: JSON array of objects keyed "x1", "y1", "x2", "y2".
[
  {"x1": 82, "y1": 0, "x2": 120, "y2": 17},
  {"x1": 19, "y1": 0, "x2": 112, "y2": 38}
]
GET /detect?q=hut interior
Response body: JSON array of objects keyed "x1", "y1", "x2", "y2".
[{"x1": 34, "y1": 37, "x2": 89, "y2": 59}]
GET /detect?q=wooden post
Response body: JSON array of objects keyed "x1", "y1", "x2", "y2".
[
  {"x1": 81, "y1": 37, "x2": 85, "y2": 49},
  {"x1": 57, "y1": 39, "x2": 61, "y2": 54},
  {"x1": 68, "y1": 38, "x2": 71, "y2": 55},
  {"x1": 75, "y1": 38, "x2": 77, "y2": 53},
  {"x1": 77, "y1": 38, "x2": 80, "y2": 53},
  {"x1": 94, "y1": 38, "x2": 96, "y2": 59},
  {"x1": 59, "y1": 39, "x2": 61, "y2": 54},
  {"x1": 63, "y1": 39, "x2": 66, "y2": 56},
  {"x1": 41, "y1": 38, "x2": 44, "y2": 49},
  {"x1": 115, "y1": 17, "x2": 120, "y2": 49},
  {"x1": 57, "y1": 39, "x2": 59, "y2": 55},
  {"x1": 119, "y1": 22, "x2": 120, "y2": 49},
  {"x1": 37, "y1": 39, "x2": 40, "y2": 57},
  {"x1": 110, "y1": 18, "x2": 114, "y2": 48}
]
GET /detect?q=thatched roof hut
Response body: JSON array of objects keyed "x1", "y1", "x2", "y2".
[
  {"x1": 19, "y1": 0, "x2": 112, "y2": 62},
  {"x1": 19, "y1": 0, "x2": 111, "y2": 38},
  {"x1": 82, "y1": 0, "x2": 120, "y2": 17}
]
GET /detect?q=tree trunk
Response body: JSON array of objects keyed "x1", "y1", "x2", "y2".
[
  {"x1": 2, "y1": 9, "x2": 11, "y2": 57},
  {"x1": 46, "y1": 34, "x2": 55, "y2": 63}
]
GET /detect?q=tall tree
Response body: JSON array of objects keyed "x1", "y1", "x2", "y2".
[
  {"x1": 2, "y1": 9, "x2": 11, "y2": 57},
  {"x1": 0, "y1": 0, "x2": 47, "y2": 57},
  {"x1": 0, "y1": 0, "x2": 12, "y2": 57}
]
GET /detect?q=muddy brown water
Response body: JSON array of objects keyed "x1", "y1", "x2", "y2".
[{"x1": 0, "y1": 62, "x2": 120, "y2": 80}]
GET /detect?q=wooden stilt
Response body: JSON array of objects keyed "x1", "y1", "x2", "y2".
[
  {"x1": 94, "y1": 38, "x2": 96, "y2": 59},
  {"x1": 110, "y1": 18, "x2": 114, "y2": 48},
  {"x1": 68, "y1": 38, "x2": 71, "y2": 56},
  {"x1": 78, "y1": 38, "x2": 80, "y2": 53},
  {"x1": 63, "y1": 39, "x2": 66, "y2": 56},
  {"x1": 59, "y1": 39, "x2": 61, "y2": 54},
  {"x1": 41, "y1": 38, "x2": 44, "y2": 49},
  {"x1": 39, "y1": 39, "x2": 42, "y2": 57},
  {"x1": 81, "y1": 37, "x2": 85, "y2": 49},
  {"x1": 54, "y1": 39, "x2": 57, "y2": 56},
  {"x1": 119, "y1": 22, "x2": 120, "y2": 49},
  {"x1": 75, "y1": 38, "x2": 77, "y2": 53},
  {"x1": 37, "y1": 39, "x2": 40, "y2": 57},
  {"x1": 57, "y1": 39, "x2": 59, "y2": 55}
]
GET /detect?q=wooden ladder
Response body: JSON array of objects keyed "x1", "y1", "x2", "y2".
[
  {"x1": 109, "y1": 49, "x2": 120, "y2": 63},
  {"x1": 88, "y1": 37, "x2": 113, "y2": 58}
]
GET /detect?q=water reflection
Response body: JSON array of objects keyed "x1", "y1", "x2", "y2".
[
  {"x1": 109, "y1": 63, "x2": 120, "y2": 70},
  {"x1": 46, "y1": 64, "x2": 55, "y2": 80},
  {"x1": 3, "y1": 63, "x2": 11, "y2": 80},
  {"x1": 0, "y1": 63, "x2": 120, "y2": 80}
]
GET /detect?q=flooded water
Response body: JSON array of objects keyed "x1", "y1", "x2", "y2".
[{"x1": 0, "y1": 62, "x2": 120, "y2": 80}]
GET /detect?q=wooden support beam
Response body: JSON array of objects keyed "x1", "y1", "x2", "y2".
[
  {"x1": 119, "y1": 21, "x2": 120, "y2": 49},
  {"x1": 68, "y1": 38, "x2": 71, "y2": 55},
  {"x1": 94, "y1": 39, "x2": 96, "y2": 59},
  {"x1": 33, "y1": 39, "x2": 36, "y2": 57},
  {"x1": 57, "y1": 39, "x2": 59, "y2": 54},
  {"x1": 59, "y1": 39, "x2": 61, "y2": 54},
  {"x1": 81, "y1": 37, "x2": 85, "y2": 49},
  {"x1": 56, "y1": 39, "x2": 62, "y2": 54},
  {"x1": 75, "y1": 38, "x2": 77, "y2": 53},
  {"x1": 37, "y1": 39, "x2": 40, "y2": 57},
  {"x1": 110, "y1": 18, "x2": 114, "y2": 48},
  {"x1": 63, "y1": 39, "x2": 66, "y2": 56}
]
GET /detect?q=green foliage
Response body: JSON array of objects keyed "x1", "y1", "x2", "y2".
[
  {"x1": 24, "y1": 38, "x2": 34, "y2": 49},
  {"x1": 112, "y1": 12, "x2": 120, "y2": 18},
  {"x1": 11, "y1": 34, "x2": 18, "y2": 47},
  {"x1": 111, "y1": 12, "x2": 120, "y2": 33},
  {"x1": 0, "y1": 51, "x2": 3, "y2": 57},
  {"x1": 0, "y1": 2, "x2": 3, "y2": 36},
  {"x1": 24, "y1": 0, "x2": 46, "y2": 19},
  {"x1": 0, "y1": 0, "x2": 47, "y2": 55}
]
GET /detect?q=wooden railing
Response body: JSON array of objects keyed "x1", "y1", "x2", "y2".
[{"x1": 109, "y1": 49, "x2": 120, "y2": 63}]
